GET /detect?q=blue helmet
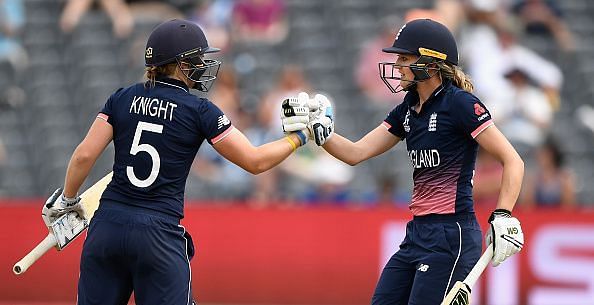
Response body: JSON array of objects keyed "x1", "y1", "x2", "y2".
[
  {"x1": 383, "y1": 18, "x2": 458, "y2": 65},
  {"x1": 379, "y1": 19, "x2": 458, "y2": 93},
  {"x1": 145, "y1": 19, "x2": 221, "y2": 91}
]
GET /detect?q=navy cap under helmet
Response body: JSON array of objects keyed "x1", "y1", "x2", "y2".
[
  {"x1": 145, "y1": 19, "x2": 219, "y2": 67},
  {"x1": 383, "y1": 19, "x2": 458, "y2": 66}
]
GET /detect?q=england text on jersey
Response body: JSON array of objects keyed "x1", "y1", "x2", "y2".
[
  {"x1": 129, "y1": 96, "x2": 178, "y2": 121},
  {"x1": 408, "y1": 149, "x2": 441, "y2": 169}
]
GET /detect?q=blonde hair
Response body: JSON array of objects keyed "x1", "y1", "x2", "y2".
[
  {"x1": 144, "y1": 63, "x2": 178, "y2": 88},
  {"x1": 437, "y1": 62, "x2": 474, "y2": 93}
]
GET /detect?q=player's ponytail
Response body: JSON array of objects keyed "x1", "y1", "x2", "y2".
[
  {"x1": 437, "y1": 62, "x2": 474, "y2": 93},
  {"x1": 144, "y1": 63, "x2": 178, "y2": 88}
]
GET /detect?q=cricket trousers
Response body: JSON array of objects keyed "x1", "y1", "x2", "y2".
[
  {"x1": 77, "y1": 203, "x2": 194, "y2": 305},
  {"x1": 372, "y1": 213, "x2": 482, "y2": 305}
]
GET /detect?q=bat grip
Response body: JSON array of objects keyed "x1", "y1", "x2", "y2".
[
  {"x1": 463, "y1": 245, "x2": 494, "y2": 288},
  {"x1": 13, "y1": 234, "x2": 57, "y2": 275}
]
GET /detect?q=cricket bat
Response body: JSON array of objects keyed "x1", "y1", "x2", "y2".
[
  {"x1": 13, "y1": 172, "x2": 113, "y2": 275},
  {"x1": 441, "y1": 245, "x2": 494, "y2": 305}
]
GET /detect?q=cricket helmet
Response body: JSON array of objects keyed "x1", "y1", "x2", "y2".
[
  {"x1": 379, "y1": 19, "x2": 458, "y2": 93},
  {"x1": 145, "y1": 19, "x2": 221, "y2": 91},
  {"x1": 383, "y1": 18, "x2": 458, "y2": 65}
]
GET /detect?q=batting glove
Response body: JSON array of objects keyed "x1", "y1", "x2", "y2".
[
  {"x1": 281, "y1": 92, "x2": 311, "y2": 133},
  {"x1": 308, "y1": 93, "x2": 334, "y2": 146},
  {"x1": 485, "y1": 209, "x2": 524, "y2": 267},
  {"x1": 41, "y1": 187, "x2": 82, "y2": 227}
]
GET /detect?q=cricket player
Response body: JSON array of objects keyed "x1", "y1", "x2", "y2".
[
  {"x1": 41, "y1": 19, "x2": 310, "y2": 305},
  {"x1": 285, "y1": 19, "x2": 526, "y2": 304}
]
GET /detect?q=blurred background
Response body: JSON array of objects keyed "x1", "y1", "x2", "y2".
[{"x1": 0, "y1": 0, "x2": 593, "y2": 304}]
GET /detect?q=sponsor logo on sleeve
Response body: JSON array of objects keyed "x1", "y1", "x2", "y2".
[{"x1": 217, "y1": 115, "x2": 230, "y2": 129}]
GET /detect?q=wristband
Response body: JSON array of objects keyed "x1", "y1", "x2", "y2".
[
  {"x1": 488, "y1": 209, "x2": 512, "y2": 223},
  {"x1": 285, "y1": 136, "x2": 297, "y2": 152},
  {"x1": 294, "y1": 130, "x2": 307, "y2": 146}
]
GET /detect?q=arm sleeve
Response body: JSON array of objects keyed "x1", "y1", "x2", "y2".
[
  {"x1": 198, "y1": 99, "x2": 234, "y2": 145},
  {"x1": 97, "y1": 89, "x2": 123, "y2": 125},
  {"x1": 383, "y1": 102, "x2": 408, "y2": 139},
  {"x1": 452, "y1": 91, "x2": 494, "y2": 139}
]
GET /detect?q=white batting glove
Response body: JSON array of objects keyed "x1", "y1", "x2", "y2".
[
  {"x1": 281, "y1": 92, "x2": 311, "y2": 133},
  {"x1": 485, "y1": 209, "x2": 524, "y2": 267},
  {"x1": 41, "y1": 187, "x2": 82, "y2": 227},
  {"x1": 308, "y1": 93, "x2": 334, "y2": 146}
]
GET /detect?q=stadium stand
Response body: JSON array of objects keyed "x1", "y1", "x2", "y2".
[{"x1": 1, "y1": 0, "x2": 592, "y2": 206}]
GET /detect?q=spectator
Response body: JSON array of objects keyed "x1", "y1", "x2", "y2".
[
  {"x1": 355, "y1": 16, "x2": 405, "y2": 107},
  {"x1": 459, "y1": 3, "x2": 563, "y2": 143},
  {"x1": 511, "y1": 0, "x2": 576, "y2": 52},
  {"x1": 258, "y1": 64, "x2": 312, "y2": 137},
  {"x1": 0, "y1": 135, "x2": 6, "y2": 165},
  {"x1": 0, "y1": 0, "x2": 26, "y2": 108},
  {"x1": 60, "y1": 0, "x2": 134, "y2": 38},
  {"x1": 188, "y1": 0, "x2": 233, "y2": 54},
  {"x1": 521, "y1": 137, "x2": 576, "y2": 209},
  {"x1": 576, "y1": 104, "x2": 594, "y2": 136},
  {"x1": 241, "y1": 65, "x2": 312, "y2": 204},
  {"x1": 494, "y1": 64, "x2": 553, "y2": 149},
  {"x1": 231, "y1": 0, "x2": 288, "y2": 45}
]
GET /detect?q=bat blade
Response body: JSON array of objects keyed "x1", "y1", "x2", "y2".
[
  {"x1": 441, "y1": 246, "x2": 494, "y2": 305},
  {"x1": 13, "y1": 172, "x2": 113, "y2": 275}
]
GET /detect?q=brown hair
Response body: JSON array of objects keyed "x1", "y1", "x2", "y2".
[
  {"x1": 437, "y1": 62, "x2": 474, "y2": 93},
  {"x1": 144, "y1": 63, "x2": 178, "y2": 88}
]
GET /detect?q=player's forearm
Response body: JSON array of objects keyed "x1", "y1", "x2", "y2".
[
  {"x1": 248, "y1": 133, "x2": 300, "y2": 174},
  {"x1": 63, "y1": 146, "x2": 98, "y2": 198},
  {"x1": 496, "y1": 153, "x2": 524, "y2": 212},
  {"x1": 321, "y1": 133, "x2": 363, "y2": 166}
]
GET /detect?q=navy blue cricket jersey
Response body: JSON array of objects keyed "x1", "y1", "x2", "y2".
[
  {"x1": 383, "y1": 80, "x2": 493, "y2": 216},
  {"x1": 97, "y1": 77, "x2": 233, "y2": 219}
]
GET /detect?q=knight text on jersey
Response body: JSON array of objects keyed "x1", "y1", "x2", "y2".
[{"x1": 129, "y1": 96, "x2": 178, "y2": 121}]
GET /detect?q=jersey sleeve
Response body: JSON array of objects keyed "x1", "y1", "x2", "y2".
[
  {"x1": 198, "y1": 99, "x2": 234, "y2": 145},
  {"x1": 97, "y1": 88, "x2": 123, "y2": 125},
  {"x1": 452, "y1": 91, "x2": 494, "y2": 138},
  {"x1": 383, "y1": 102, "x2": 408, "y2": 139}
]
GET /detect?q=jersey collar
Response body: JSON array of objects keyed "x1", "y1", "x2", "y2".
[
  {"x1": 405, "y1": 79, "x2": 452, "y2": 113},
  {"x1": 154, "y1": 77, "x2": 190, "y2": 93}
]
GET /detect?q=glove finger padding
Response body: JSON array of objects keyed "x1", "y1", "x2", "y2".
[
  {"x1": 281, "y1": 92, "x2": 312, "y2": 137},
  {"x1": 311, "y1": 116, "x2": 334, "y2": 146},
  {"x1": 281, "y1": 92, "x2": 311, "y2": 118},
  {"x1": 41, "y1": 187, "x2": 63, "y2": 227},
  {"x1": 309, "y1": 93, "x2": 334, "y2": 146}
]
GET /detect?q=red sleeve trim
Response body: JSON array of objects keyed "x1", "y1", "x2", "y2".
[
  {"x1": 471, "y1": 120, "x2": 494, "y2": 138},
  {"x1": 211, "y1": 125, "x2": 234, "y2": 144},
  {"x1": 382, "y1": 121, "x2": 392, "y2": 130},
  {"x1": 97, "y1": 113, "x2": 109, "y2": 122}
]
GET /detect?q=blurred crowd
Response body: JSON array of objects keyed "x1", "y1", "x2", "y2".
[{"x1": 0, "y1": 0, "x2": 592, "y2": 210}]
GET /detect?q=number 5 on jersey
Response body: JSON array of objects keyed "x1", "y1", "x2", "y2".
[{"x1": 127, "y1": 121, "x2": 162, "y2": 187}]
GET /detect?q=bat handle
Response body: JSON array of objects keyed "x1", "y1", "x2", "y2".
[
  {"x1": 463, "y1": 245, "x2": 494, "y2": 288},
  {"x1": 13, "y1": 234, "x2": 57, "y2": 275}
]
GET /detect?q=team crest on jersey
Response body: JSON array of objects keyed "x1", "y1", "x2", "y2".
[
  {"x1": 403, "y1": 110, "x2": 410, "y2": 132},
  {"x1": 217, "y1": 115, "x2": 230, "y2": 129},
  {"x1": 428, "y1": 112, "x2": 437, "y2": 131}
]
